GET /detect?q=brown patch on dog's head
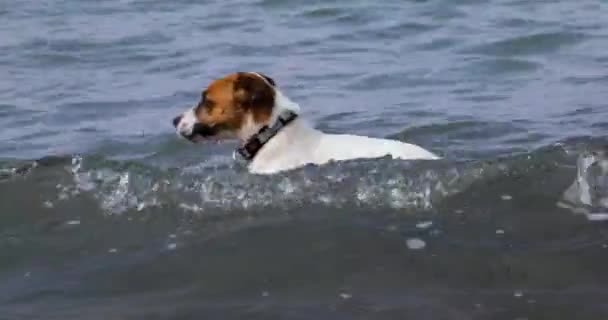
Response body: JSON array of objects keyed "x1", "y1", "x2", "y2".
[{"x1": 192, "y1": 72, "x2": 276, "y2": 137}]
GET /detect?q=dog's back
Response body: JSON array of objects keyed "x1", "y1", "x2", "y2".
[{"x1": 315, "y1": 133, "x2": 439, "y2": 163}]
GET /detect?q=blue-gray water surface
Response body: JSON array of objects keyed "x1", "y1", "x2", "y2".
[{"x1": 1, "y1": 0, "x2": 608, "y2": 319}]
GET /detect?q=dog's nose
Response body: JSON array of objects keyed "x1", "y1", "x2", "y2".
[{"x1": 172, "y1": 115, "x2": 182, "y2": 128}]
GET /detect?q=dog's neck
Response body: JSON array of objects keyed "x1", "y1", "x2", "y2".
[
  {"x1": 237, "y1": 89, "x2": 301, "y2": 143},
  {"x1": 247, "y1": 118, "x2": 322, "y2": 173},
  {"x1": 236, "y1": 109, "x2": 298, "y2": 161}
]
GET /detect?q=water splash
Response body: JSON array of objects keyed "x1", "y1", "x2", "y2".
[
  {"x1": 5, "y1": 138, "x2": 603, "y2": 219},
  {"x1": 55, "y1": 154, "x2": 480, "y2": 216},
  {"x1": 559, "y1": 150, "x2": 608, "y2": 221}
]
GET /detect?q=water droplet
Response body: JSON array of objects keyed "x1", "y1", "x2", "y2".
[
  {"x1": 586, "y1": 213, "x2": 608, "y2": 221},
  {"x1": 501, "y1": 194, "x2": 513, "y2": 201},
  {"x1": 416, "y1": 221, "x2": 433, "y2": 229},
  {"x1": 406, "y1": 238, "x2": 426, "y2": 250},
  {"x1": 429, "y1": 229, "x2": 441, "y2": 236},
  {"x1": 167, "y1": 243, "x2": 177, "y2": 250},
  {"x1": 66, "y1": 220, "x2": 80, "y2": 226},
  {"x1": 339, "y1": 293, "x2": 352, "y2": 300}
]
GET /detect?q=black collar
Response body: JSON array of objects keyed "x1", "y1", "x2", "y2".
[{"x1": 236, "y1": 110, "x2": 299, "y2": 161}]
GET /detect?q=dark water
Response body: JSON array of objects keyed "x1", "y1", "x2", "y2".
[{"x1": 1, "y1": 0, "x2": 608, "y2": 319}]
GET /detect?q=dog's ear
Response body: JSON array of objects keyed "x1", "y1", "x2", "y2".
[
  {"x1": 234, "y1": 73, "x2": 275, "y2": 122},
  {"x1": 256, "y1": 72, "x2": 276, "y2": 86},
  {"x1": 234, "y1": 73, "x2": 275, "y2": 108}
]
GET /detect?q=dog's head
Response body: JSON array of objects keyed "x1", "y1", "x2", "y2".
[{"x1": 173, "y1": 72, "x2": 278, "y2": 142}]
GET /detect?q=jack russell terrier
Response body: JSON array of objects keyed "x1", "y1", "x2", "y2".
[{"x1": 172, "y1": 72, "x2": 439, "y2": 174}]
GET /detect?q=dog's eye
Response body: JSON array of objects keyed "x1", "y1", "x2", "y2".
[
  {"x1": 195, "y1": 91, "x2": 214, "y2": 113},
  {"x1": 196, "y1": 99, "x2": 215, "y2": 115},
  {"x1": 205, "y1": 100, "x2": 216, "y2": 109}
]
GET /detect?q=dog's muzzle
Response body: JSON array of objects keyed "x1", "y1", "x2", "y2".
[
  {"x1": 190, "y1": 123, "x2": 219, "y2": 138},
  {"x1": 172, "y1": 115, "x2": 219, "y2": 141}
]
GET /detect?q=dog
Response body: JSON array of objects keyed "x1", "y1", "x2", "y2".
[{"x1": 173, "y1": 72, "x2": 439, "y2": 174}]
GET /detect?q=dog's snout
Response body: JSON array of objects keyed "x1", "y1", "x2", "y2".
[{"x1": 172, "y1": 115, "x2": 182, "y2": 128}]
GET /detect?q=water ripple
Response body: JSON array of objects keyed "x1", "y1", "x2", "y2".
[{"x1": 465, "y1": 32, "x2": 585, "y2": 56}]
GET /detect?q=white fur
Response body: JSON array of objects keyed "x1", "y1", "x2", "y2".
[
  {"x1": 248, "y1": 93, "x2": 439, "y2": 174},
  {"x1": 176, "y1": 108, "x2": 198, "y2": 137},
  {"x1": 175, "y1": 79, "x2": 439, "y2": 175}
]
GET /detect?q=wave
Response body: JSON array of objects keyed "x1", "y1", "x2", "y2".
[{"x1": 1, "y1": 137, "x2": 606, "y2": 222}]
